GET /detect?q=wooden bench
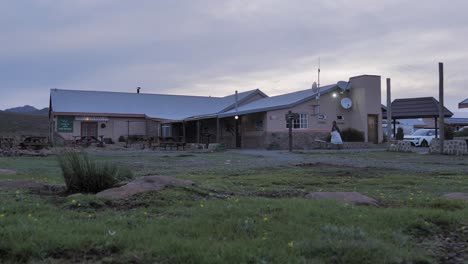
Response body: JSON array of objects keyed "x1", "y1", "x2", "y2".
[{"x1": 19, "y1": 136, "x2": 49, "y2": 150}]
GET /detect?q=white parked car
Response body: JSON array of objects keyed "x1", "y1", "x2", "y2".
[{"x1": 403, "y1": 129, "x2": 438, "y2": 147}]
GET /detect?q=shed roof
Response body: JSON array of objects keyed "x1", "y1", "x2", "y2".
[
  {"x1": 383, "y1": 97, "x2": 453, "y2": 119},
  {"x1": 445, "y1": 117, "x2": 468, "y2": 125},
  {"x1": 459, "y1": 98, "x2": 468, "y2": 109},
  {"x1": 218, "y1": 84, "x2": 337, "y2": 118},
  {"x1": 50, "y1": 89, "x2": 263, "y2": 121}
]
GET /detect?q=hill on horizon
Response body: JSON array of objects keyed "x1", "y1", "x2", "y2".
[{"x1": 4, "y1": 105, "x2": 49, "y2": 116}]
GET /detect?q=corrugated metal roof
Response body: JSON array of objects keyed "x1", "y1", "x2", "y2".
[
  {"x1": 445, "y1": 117, "x2": 468, "y2": 125},
  {"x1": 384, "y1": 97, "x2": 453, "y2": 119},
  {"x1": 459, "y1": 98, "x2": 468, "y2": 109},
  {"x1": 50, "y1": 89, "x2": 261, "y2": 121},
  {"x1": 218, "y1": 84, "x2": 337, "y2": 118}
]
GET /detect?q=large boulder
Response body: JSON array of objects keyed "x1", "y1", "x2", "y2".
[
  {"x1": 441, "y1": 193, "x2": 468, "y2": 201},
  {"x1": 96, "y1": 175, "x2": 194, "y2": 200},
  {"x1": 305, "y1": 191, "x2": 379, "y2": 206}
]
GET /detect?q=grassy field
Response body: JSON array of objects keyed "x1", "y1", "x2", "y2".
[{"x1": 0, "y1": 150, "x2": 467, "y2": 263}]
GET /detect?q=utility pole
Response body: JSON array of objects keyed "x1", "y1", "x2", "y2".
[
  {"x1": 438, "y1": 62, "x2": 445, "y2": 154},
  {"x1": 288, "y1": 111, "x2": 293, "y2": 152},
  {"x1": 386, "y1": 78, "x2": 392, "y2": 145}
]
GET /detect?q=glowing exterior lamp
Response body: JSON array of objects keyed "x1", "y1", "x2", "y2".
[
  {"x1": 332, "y1": 93, "x2": 338, "y2": 98},
  {"x1": 235, "y1": 115, "x2": 239, "y2": 120}
]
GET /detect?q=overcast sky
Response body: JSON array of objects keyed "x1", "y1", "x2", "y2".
[{"x1": 1, "y1": 0, "x2": 467, "y2": 116}]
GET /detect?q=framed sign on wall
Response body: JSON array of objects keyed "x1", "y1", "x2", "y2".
[{"x1": 57, "y1": 116, "x2": 74, "y2": 133}]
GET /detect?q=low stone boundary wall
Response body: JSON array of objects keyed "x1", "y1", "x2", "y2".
[
  {"x1": 387, "y1": 141, "x2": 411, "y2": 152},
  {"x1": 429, "y1": 139, "x2": 468, "y2": 155}
]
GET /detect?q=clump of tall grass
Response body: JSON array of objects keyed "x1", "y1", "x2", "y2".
[{"x1": 57, "y1": 151, "x2": 133, "y2": 193}]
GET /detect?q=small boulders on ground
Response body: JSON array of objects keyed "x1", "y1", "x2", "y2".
[
  {"x1": 305, "y1": 191, "x2": 379, "y2": 206},
  {"x1": 441, "y1": 193, "x2": 468, "y2": 201},
  {"x1": 96, "y1": 175, "x2": 194, "y2": 200},
  {"x1": 0, "y1": 169, "x2": 17, "y2": 175}
]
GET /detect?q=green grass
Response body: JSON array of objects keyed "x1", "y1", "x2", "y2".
[{"x1": 0, "y1": 150, "x2": 467, "y2": 263}]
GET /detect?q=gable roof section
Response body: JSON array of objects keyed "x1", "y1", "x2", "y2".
[
  {"x1": 218, "y1": 84, "x2": 337, "y2": 118},
  {"x1": 445, "y1": 117, "x2": 468, "y2": 125},
  {"x1": 384, "y1": 97, "x2": 453, "y2": 119},
  {"x1": 50, "y1": 89, "x2": 263, "y2": 121},
  {"x1": 459, "y1": 98, "x2": 468, "y2": 109}
]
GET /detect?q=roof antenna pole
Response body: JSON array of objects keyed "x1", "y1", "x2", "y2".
[
  {"x1": 235, "y1": 90, "x2": 239, "y2": 112},
  {"x1": 318, "y1": 57, "x2": 321, "y2": 88}
]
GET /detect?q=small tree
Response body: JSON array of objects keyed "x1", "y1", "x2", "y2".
[{"x1": 396, "y1": 127, "x2": 404, "y2": 140}]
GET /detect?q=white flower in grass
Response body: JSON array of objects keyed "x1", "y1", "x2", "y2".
[{"x1": 107, "y1": 230, "x2": 117, "y2": 236}]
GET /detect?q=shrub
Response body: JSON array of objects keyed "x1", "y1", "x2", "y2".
[
  {"x1": 454, "y1": 129, "x2": 468, "y2": 137},
  {"x1": 444, "y1": 126, "x2": 454, "y2": 140},
  {"x1": 340, "y1": 128, "x2": 365, "y2": 142},
  {"x1": 57, "y1": 151, "x2": 133, "y2": 193},
  {"x1": 266, "y1": 142, "x2": 280, "y2": 150},
  {"x1": 396, "y1": 127, "x2": 404, "y2": 140},
  {"x1": 118, "y1": 136, "x2": 126, "y2": 142}
]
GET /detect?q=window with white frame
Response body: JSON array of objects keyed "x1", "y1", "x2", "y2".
[{"x1": 286, "y1": 113, "x2": 308, "y2": 129}]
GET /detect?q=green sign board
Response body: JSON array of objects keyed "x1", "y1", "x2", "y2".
[{"x1": 57, "y1": 116, "x2": 74, "y2": 133}]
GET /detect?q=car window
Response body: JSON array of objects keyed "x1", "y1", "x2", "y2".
[{"x1": 412, "y1": 130, "x2": 428, "y2": 136}]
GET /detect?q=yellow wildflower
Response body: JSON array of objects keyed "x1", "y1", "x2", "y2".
[
  {"x1": 71, "y1": 199, "x2": 77, "y2": 204},
  {"x1": 200, "y1": 203, "x2": 204, "y2": 208},
  {"x1": 288, "y1": 241, "x2": 294, "y2": 248},
  {"x1": 28, "y1": 214, "x2": 32, "y2": 218},
  {"x1": 263, "y1": 216, "x2": 268, "y2": 222},
  {"x1": 0, "y1": 213, "x2": 5, "y2": 218}
]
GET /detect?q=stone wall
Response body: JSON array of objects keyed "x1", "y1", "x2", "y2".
[
  {"x1": 145, "y1": 119, "x2": 160, "y2": 137},
  {"x1": 429, "y1": 139, "x2": 468, "y2": 155},
  {"x1": 388, "y1": 141, "x2": 411, "y2": 152},
  {"x1": 265, "y1": 131, "x2": 328, "y2": 150}
]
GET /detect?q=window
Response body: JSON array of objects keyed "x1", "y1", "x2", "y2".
[
  {"x1": 286, "y1": 113, "x2": 308, "y2": 129},
  {"x1": 161, "y1": 124, "x2": 172, "y2": 138},
  {"x1": 337, "y1": 115, "x2": 344, "y2": 121}
]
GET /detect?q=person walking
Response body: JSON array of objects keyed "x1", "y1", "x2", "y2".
[{"x1": 330, "y1": 121, "x2": 343, "y2": 148}]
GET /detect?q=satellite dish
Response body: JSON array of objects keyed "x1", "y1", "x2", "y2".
[
  {"x1": 311, "y1": 82, "x2": 318, "y2": 93},
  {"x1": 341, "y1": 97, "x2": 352, "y2": 109},
  {"x1": 345, "y1": 82, "x2": 352, "y2": 90},
  {"x1": 337, "y1": 81, "x2": 352, "y2": 91},
  {"x1": 337, "y1": 81, "x2": 348, "y2": 91}
]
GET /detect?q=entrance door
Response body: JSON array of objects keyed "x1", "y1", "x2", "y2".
[
  {"x1": 367, "y1": 115, "x2": 378, "y2": 144},
  {"x1": 81, "y1": 122, "x2": 98, "y2": 139}
]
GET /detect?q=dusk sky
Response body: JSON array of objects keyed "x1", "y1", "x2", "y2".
[{"x1": 1, "y1": 1, "x2": 467, "y2": 116}]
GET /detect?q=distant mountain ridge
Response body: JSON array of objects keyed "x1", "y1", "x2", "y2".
[{"x1": 4, "y1": 105, "x2": 49, "y2": 116}]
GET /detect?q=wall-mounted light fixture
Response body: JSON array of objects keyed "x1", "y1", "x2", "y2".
[
  {"x1": 332, "y1": 93, "x2": 338, "y2": 98},
  {"x1": 235, "y1": 115, "x2": 239, "y2": 120}
]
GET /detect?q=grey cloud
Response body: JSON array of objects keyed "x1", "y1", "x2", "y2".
[{"x1": 0, "y1": 0, "x2": 467, "y2": 115}]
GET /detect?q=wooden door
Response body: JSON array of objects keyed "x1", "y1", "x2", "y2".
[
  {"x1": 367, "y1": 115, "x2": 378, "y2": 144},
  {"x1": 81, "y1": 122, "x2": 98, "y2": 139}
]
